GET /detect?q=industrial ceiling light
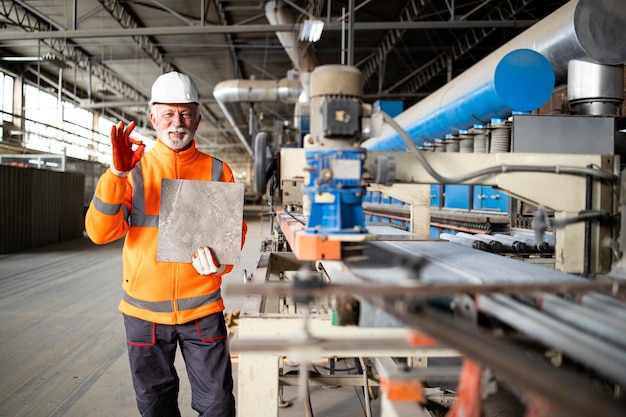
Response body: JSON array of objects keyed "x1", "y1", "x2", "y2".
[{"x1": 299, "y1": 19, "x2": 324, "y2": 42}]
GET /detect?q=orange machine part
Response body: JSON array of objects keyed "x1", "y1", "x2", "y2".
[
  {"x1": 277, "y1": 212, "x2": 342, "y2": 260},
  {"x1": 380, "y1": 376, "x2": 424, "y2": 402},
  {"x1": 406, "y1": 331, "x2": 439, "y2": 347},
  {"x1": 446, "y1": 359, "x2": 482, "y2": 417},
  {"x1": 294, "y1": 232, "x2": 342, "y2": 260}
]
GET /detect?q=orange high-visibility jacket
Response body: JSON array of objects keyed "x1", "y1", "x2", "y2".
[{"x1": 85, "y1": 139, "x2": 248, "y2": 325}]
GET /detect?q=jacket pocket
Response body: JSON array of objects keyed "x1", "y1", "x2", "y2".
[
  {"x1": 124, "y1": 250, "x2": 144, "y2": 293},
  {"x1": 195, "y1": 312, "x2": 227, "y2": 343},
  {"x1": 123, "y1": 314, "x2": 156, "y2": 346}
]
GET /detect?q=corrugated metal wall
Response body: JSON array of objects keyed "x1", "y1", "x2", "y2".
[{"x1": 0, "y1": 165, "x2": 85, "y2": 253}]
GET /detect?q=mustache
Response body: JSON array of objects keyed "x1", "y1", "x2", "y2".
[{"x1": 167, "y1": 127, "x2": 190, "y2": 134}]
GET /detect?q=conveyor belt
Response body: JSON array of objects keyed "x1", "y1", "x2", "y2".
[{"x1": 321, "y1": 239, "x2": 626, "y2": 395}]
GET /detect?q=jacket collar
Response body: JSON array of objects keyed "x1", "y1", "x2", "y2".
[{"x1": 153, "y1": 138, "x2": 198, "y2": 161}]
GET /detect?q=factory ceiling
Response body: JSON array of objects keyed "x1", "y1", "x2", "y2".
[{"x1": 0, "y1": 0, "x2": 569, "y2": 161}]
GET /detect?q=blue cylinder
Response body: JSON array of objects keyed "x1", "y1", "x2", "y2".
[{"x1": 363, "y1": 49, "x2": 555, "y2": 151}]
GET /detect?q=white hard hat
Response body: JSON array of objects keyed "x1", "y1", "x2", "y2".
[{"x1": 149, "y1": 71, "x2": 199, "y2": 105}]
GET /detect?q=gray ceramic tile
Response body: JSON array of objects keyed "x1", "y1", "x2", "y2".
[{"x1": 157, "y1": 179, "x2": 244, "y2": 264}]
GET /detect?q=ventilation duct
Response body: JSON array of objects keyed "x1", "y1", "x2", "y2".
[
  {"x1": 213, "y1": 78, "x2": 301, "y2": 155},
  {"x1": 264, "y1": 0, "x2": 318, "y2": 73},
  {"x1": 567, "y1": 60, "x2": 624, "y2": 116}
]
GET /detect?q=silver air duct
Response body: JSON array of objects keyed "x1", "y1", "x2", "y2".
[
  {"x1": 567, "y1": 60, "x2": 624, "y2": 116},
  {"x1": 213, "y1": 78, "x2": 302, "y2": 155},
  {"x1": 264, "y1": 0, "x2": 318, "y2": 73},
  {"x1": 520, "y1": 0, "x2": 626, "y2": 81},
  {"x1": 214, "y1": 78, "x2": 301, "y2": 104}
]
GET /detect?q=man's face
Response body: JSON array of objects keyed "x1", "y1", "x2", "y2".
[{"x1": 150, "y1": 103, "x2": 201, "y2": 151}]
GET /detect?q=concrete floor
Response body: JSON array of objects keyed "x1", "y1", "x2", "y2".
[{"x1": 0, "y1": 209, "x2": 379, "y2": 417}]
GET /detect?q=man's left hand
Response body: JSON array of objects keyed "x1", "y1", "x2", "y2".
[{"x1": 192, "y1": 247, "x2": 225, "y2": 275}]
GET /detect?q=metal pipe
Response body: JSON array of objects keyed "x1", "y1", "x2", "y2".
[
  {"x1": 535, "y1": 293, "x2": 626, "y2": 348},
  {"x1": 213, "y1": 100, "x2": 253, "y2": 155},
  {"x1": 439, "y1": 232, "x2": 487, "y2": 251},
  {"x1": 363, "y1": 0, "x2": 626, "y2": 151},
  {"x1": 580, "y1": 292, "x2": 626, "y2": 321},
  {"x1": 485, "y1": 234, "x2": 527, "y2": 254},
  {"x1": 214, "y1": 78, "x2": 301, "y2": 103},
  {"x1": 369, "y1": 298, "x2": 626, "y2": 417},
  {"x1": 340, "y1": 7, "x2": 346, "y2": 65},
  {"x1": 477, "y1": 294, "x2": 626, "y2": 387},
  {"x1": 510, "y1": 233, "x2": 551, "y2": 252},
  {"x1": 347, "y1": 0, "x2": 355, "y2": 66},
  {"x1": 72, "y1": 0, "x2": 77, "y2": 30},
  {"x1": 456, "y1": 232, "x2": 502, "y2": 253},
  {"x1": 213, "y1": 77, "x2": 301, "y2": 156},
  {"x1": 568, "y1": 60, "x2": 624, "y2": 116}
]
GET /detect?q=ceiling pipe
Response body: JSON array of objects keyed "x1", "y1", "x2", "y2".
[
  {"x1": 363, "y1": 0, "x2": 626, "y2": 151},
  {"x1": 264, "y1": 1, "x2": 320, "y2": 136},
  {"x1": 213, "y1": 0, "x2": 317, "y2": 156},
  {"x1": 213, "y1": 100, "x2": 253, "y2": 155},
  {"x1": 213, "y1": 78, "x2": 302, "y2": 155},
  {"x1": 264, "y1": 0, "x2": 318, "y2": 73},
  {"x1": 214, "y1": 78, "x2": 302, "y2": 104}
]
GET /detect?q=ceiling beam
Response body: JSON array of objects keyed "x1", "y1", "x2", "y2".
[
  {"x1": 214, "y1": 0, "x2": 243, "y2": 79},
  {"x1": 390, "y1": 0, "x2": 536, "y2": 95},
  {"x1": 360, "y1": 0, "x2": 432, "y2": 84},
  {"x1": 0, "y1": 20, "x2": 537, "y2": 41},
  {"x1": 97, "y1": 1, "x2": 221, "y2": 131},
  {"x1": 97, "y1": 0, "x2": 175, "y2": 73},
  {"x1": 2, "y1": 0, "x2": 228, "y2": 151},
  {"x1": 2, "y1": 1, "x2": 146, "y2": 103}
]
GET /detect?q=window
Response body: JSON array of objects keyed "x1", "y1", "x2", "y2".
[{"x1": 0, "y1": 72, "x2": 14, "y2": 122}]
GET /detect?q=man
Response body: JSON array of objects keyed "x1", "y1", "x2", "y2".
[{"x1": 86, "y1": 71, "x2": 247, "y2": 417}]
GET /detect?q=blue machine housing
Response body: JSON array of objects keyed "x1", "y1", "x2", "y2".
[{"x1": 304, "y1": 149, "x2": 367, "y2": 234}]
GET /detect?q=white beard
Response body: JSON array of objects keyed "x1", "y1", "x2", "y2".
[{"x1": 157, "y1": 126, "x2": 194, "y2": 150}]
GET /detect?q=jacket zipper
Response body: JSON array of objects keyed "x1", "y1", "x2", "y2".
[{"x1": 172, "y1": 152, "x2": 182, "y2": 322}]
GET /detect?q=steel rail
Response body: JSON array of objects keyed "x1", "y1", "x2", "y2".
[
  {"x1": 224, "y1": 281, "x2": 624, "y2": 298},
  {"x1": 364, "y1": 298, "x2": 626, "y2": 417}
]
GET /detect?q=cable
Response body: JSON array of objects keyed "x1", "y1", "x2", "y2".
[
  {"x1": 532, "y1": 207, "x2": 612, "y2": 242},
  {"x1": 380, "y1": 112, "x2": 619, "y2": 184}
]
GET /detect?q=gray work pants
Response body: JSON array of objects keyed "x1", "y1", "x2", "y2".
[{"x1": 123, "y1": 313, "x2": 235, "y2": 417}]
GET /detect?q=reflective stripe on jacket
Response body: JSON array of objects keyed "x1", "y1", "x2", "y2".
[{"x1": 85, "y1": 139, "x2": 248, "y2": 325}]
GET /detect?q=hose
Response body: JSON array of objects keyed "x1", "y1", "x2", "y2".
[{"x1": 380, "y1": 112, "x2": 618, "y2": 185}]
